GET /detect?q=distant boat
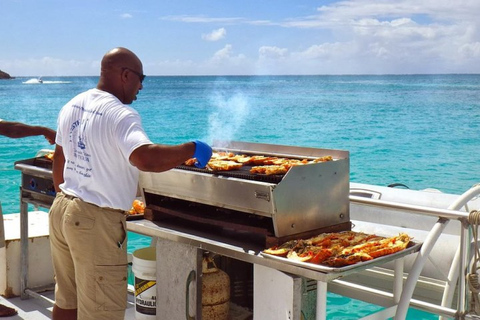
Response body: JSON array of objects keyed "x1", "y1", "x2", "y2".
[
  {"x1": 22, "y1": 77, "x2": 73, "y2": 85},
  {"x1": 23, "y1": 77, "x2": 43, "y2": 84}
]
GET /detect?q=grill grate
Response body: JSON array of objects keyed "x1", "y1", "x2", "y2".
[{"x1": 174, "y1": 164, "x2": 284, "y2": 184}]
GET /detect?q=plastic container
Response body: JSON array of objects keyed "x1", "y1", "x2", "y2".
[{"x1": 132, "y1": 247, "x2": 157, "y2": 320}]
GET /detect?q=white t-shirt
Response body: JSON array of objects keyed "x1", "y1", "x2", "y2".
[{"x1": 56, "y1": 88, "x2": 152, "y2": 210}]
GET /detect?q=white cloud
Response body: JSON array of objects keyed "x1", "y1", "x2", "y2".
[
  {"x1": 258, "y1": 46, "x2": 288, "y2": 59},
  {"x1": 299, "y1": 42, "x2": 352, "y2": 60},
  {"x1": 200, "y1": 45, "x2": 252, "y2": 74},
  {"x1": 459, "y1": 42, "x2": 480, "y2": 59},
  {"x1": 212, "y1": 44, "x2": 236, "y2": 61},
  {"x1": 120, "y1": 13, "x2": 133, "y2": 19},
  {"x1": 202, "y1": 28, "x2": 227, "y2": 42},
  {"x1": 315, "y1": 0, "x2": 480, "y2": 23},
  {"x1": 161, "y1": 15, "x2": 243, "y2": 24}
]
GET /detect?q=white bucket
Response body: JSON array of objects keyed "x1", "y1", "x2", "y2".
[{"x1": 132, "y1": 247, "x2": 157, "y2": 320}]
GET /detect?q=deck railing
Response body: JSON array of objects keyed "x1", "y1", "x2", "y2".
[{"x1": 349, "y1": 184, "x2": 480, "y2": 320}]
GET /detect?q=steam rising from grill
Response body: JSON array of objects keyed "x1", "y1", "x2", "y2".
[{"x1": 206, "y1": 92, "x2": 250, "y2": 147}]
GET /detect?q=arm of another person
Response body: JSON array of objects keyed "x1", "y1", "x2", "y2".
[
  {"x1": 0, "y1": 120, "x2": 56, "y2": 144},
  {"x1": 129, "y1": 142, "x2": 197, "y2": 172},
  {"x1": 52, "y1": 144, "x2": 65, "y2": 192}
]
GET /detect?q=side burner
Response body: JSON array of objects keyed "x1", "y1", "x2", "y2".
[{"x1": 14, "y1": 155, "x2": 56, "y2": 206}]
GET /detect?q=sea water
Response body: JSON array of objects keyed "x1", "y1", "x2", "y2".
[{"x1": 1, "y1": 74, "x2": 479, "y2": 319}]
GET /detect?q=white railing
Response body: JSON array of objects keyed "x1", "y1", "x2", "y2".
[{"x1": 347, "y1": 184, "x2": 480, "y2": 320}]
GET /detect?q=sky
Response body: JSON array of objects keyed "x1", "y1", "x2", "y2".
[{"x1": 1, "y1": 0, "x2": 480, "y2": 76}]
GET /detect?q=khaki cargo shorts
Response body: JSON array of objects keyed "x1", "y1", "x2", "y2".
[{"x1": 49, "y1": 192, "x2": 128, "y2": 320}]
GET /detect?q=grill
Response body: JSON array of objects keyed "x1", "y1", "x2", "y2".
[
  {"x1": 14, "y1": 153, "x2": 56, "y2": 207},
  {"x1": 13, "y1": 151, "x2": 56, "y2": 299},
  {"x1": 139, "y1": 141, "x2": 351, "y2": 247}
]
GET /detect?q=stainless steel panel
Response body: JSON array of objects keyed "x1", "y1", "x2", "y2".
[
  {"x1": 253, "y1": 264, "x2": 303, "y2": 320},
  {"x1": 140, "y1": 170, "x2": 276, "y2": 217},
  {"x1": 214, "y1": 140, "x2": 348, "y2": 160},
  {"x1": 14, "y1": 163, "x2": 52, "y2": 180},
  {"x1": 272, "y1": 159, "x2": 350, "y2": 236},
  {"x1": 156, "y1": 239, "x2": 203, "y2": 319}
]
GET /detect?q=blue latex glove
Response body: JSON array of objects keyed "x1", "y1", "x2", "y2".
[{"x1": 193, "y1": 140, "x2": 213, "y2": 168}]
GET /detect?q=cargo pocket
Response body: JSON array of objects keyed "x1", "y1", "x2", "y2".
[
  {"x1": 95, "y1": 265, "x2": 128, "y2": 311},
  {"x1": 65, "y1": 213, "x2": 95, "y2": 231}
]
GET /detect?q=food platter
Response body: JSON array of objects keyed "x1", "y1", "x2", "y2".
[{"x1": 260, "y1": 241, "x2": 422, "y2": 273}]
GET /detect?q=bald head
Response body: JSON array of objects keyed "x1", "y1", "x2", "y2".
[
  {"x1": 101, "y1": 47, "x2": 141, "y2": 73},
  {"x1": 97, "y1": 47, "x2": 144, "y2": 104}
]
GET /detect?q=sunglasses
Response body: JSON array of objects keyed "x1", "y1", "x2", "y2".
[{"x1": 122, "y1": 67, "x2": 146, "y2": 83}]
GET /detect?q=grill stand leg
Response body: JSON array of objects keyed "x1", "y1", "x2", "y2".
[
  {"x1": 316, "y1": 281, "x2": 327, "y2": 320},
  {"x1": 20, "y1": 197, "x2": 29, "y2": 300}
]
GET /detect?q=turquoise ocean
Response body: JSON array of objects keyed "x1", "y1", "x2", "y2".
[{"x1": 1, "y1": 74, "x2": 479, "y2": 319}]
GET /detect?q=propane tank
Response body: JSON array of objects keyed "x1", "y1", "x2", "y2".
[{"x1": 202, "y1": 256, "x2": 230, "y2": 320}]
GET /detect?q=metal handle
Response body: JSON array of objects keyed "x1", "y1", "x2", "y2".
[{"x1": 185, "y1": 270, "x2": 196, "y2": 320}]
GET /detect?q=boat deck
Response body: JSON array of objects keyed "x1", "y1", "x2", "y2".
[{"x1": 0, "y1": 291, "x2": 137, "y2": 319}]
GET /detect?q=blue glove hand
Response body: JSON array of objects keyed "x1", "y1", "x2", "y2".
[{"x1": 193, "y1": 140, "x2": 213, "y2": 168}]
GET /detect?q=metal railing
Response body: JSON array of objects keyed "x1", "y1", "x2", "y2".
[{"x1": 348, "y1": 184, "x2": 480, "y2": 320}]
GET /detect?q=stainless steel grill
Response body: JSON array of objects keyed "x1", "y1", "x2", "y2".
[
  {"x1": 14, "y1": 154, "x2": 56, "y2": 207},
  {"x1": 139, "y1": 141, "x2": 350, "y2": 242},
  {"x1": 14, "y1": 151, "x2": 56, "y2": 300}
]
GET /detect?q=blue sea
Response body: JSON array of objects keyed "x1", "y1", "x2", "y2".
[{"x1": 2, "y1": 74, "x2": 479, "y2": 319}]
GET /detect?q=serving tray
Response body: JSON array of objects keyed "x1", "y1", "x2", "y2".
[{"x1": 260, "y1": 241, "x2": 422, "y2": 273}]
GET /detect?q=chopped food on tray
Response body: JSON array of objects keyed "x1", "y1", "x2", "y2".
[
  {"x1": 128, "y1": 199, "x2": 145, "y2": 215},
  {"x1": 263, "y1": 231, "x2": 411, "y2": 267},
  {"x1": 44, "y1": 152, "x2": 54, "y2": 160}
]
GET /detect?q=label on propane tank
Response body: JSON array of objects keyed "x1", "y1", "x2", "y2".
[{"x1": 134, "y1": 277, "x2": 157, "y2": 315}]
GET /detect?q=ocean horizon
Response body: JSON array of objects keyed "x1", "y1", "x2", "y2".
[{"x1": 5, "y1": 72, "x2": 480, "y2": 77}]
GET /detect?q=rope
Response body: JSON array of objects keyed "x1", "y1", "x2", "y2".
[{"x1": 468, "y1": 210, "x2": 480, "y2": 314}]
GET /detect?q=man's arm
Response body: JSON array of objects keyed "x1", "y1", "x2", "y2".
[
  {"x1": 129, "y1": 142, "x2": 197, "y2": 172},
  {"x1": 0, "y1": 120, "x2": 56, "y2": 144},
  {"x1": 52, "y1": 144, "x2": 65, "y2": 192}
]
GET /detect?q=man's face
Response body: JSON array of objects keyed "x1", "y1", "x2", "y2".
[{"x1": 121, "y1": 66, "x2": 144, "y2": 104}]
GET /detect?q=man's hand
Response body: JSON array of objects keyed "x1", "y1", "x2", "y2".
[
  {"x1": 193, "y1": 140, "x2": 213, "y2": 168},
  {"x1": 43, "y1": 128, "x2": 56, "y2": 144}
]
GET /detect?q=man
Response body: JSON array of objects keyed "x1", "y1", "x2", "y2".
[
  {"x1": 0, "y1": 119, "x2": 55, "y2": 317},
  {"x1": 49, "y1": 47, "x2": 212, "y2": 320}
]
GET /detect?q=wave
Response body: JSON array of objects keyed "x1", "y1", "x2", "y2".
[
  {"x1": 41, "y1": 80, "x2": 72, "y2": 84},
  {"x1": 22, "y1": 78, "x2": 72, "y2": 84}
]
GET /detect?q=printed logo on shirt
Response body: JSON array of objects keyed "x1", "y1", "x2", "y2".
[
  {"x1": 69, "y1": 119, "x2": 88, "y2": 152},
  {"x1": 67, "y1": 117, "x2": 92, "y2": 178}
]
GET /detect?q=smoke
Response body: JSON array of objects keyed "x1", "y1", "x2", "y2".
[{"x1": 205, "y1": 91, "x2": 250, "y2": 148}]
